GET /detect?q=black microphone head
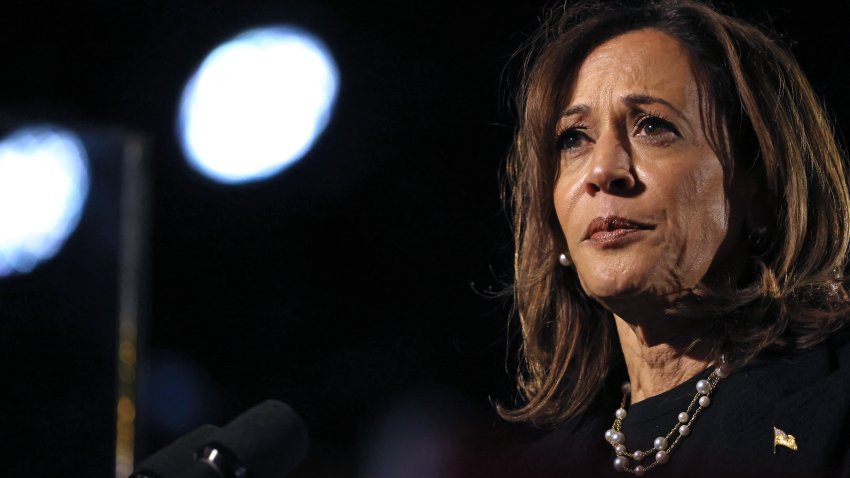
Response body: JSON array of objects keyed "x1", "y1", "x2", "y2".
[
  {"x1": 130, "y1": 424, "x2": 219, "y2": 478},
  {"x1": 209, "y1": 400, "x2": 309, "y2": 478}
]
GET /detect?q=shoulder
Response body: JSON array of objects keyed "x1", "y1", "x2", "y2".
[{"x1": 718, "y1": 331, "x2": 850, "y2": 476}]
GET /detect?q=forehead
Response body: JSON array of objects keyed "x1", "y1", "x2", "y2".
[{"x1": 568, "y1": 28, "x2": 697, "y2": 109}]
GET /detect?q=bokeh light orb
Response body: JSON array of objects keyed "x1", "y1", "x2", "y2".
[
  {"x1": 0, "y1": 126, "x2": 89, "y2": 277},
  {"x1": 178, "y1": 26, "x2": 339, "y2": 184}
]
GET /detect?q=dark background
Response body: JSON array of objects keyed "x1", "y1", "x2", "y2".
[{"x1": 0, "y1": 1, "x2": 848, "y2": 477}]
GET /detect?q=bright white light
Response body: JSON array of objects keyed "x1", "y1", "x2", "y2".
[
  {"x1": 178, "y1": 26, "x2": 339, "y2": 184},
  {"x1": 0, "y1": 126, "x2": 89, "y2": 277}
]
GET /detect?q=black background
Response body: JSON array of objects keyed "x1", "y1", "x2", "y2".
[{"x1": 0, "y1": 1, "x2": 848, "y2": 477}]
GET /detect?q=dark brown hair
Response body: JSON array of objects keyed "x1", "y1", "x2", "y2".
[{"x1": 501, "y1": 0, "x2": 850, "y2": 427}]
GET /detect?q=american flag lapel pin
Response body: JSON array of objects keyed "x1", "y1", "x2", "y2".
[{"x1": 773, "y1": 426, "x2": 798, "y2": 454}]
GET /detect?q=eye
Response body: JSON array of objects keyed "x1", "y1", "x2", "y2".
[
  {"x1": 634, "y1": 114, "x2": 680, "y2": 140},
  {"x1": 556, "y1": 127, "x2": 592, "y2": 153}
]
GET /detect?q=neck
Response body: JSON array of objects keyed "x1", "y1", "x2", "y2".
[{"x1": 613, "y1": 312, "x2": 713, "y2": 404}]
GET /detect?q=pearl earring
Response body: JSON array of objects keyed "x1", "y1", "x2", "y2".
[{"x1": 559, "y1": 253, "x2": 571, "y2": 266}]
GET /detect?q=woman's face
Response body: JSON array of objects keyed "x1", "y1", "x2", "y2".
[{"x1": 554, "y1": 28, "x2": 750, "y2": 306}]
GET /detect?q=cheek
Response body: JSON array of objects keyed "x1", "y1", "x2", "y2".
[
  {"x1": 667, "y1": 161, "x2": 730, "y2": 268},
  {"x1": 553, "y1": 174, "x2": 584, "y2": 245}
]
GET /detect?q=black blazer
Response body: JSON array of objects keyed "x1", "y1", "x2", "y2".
[{"x1": 496, "y1": 333, "x2": 850, "y2": 478}]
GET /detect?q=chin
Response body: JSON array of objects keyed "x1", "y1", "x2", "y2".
[
  {"x1": 576, "y1": 267, "x2": 692, "y2": 306},
  {"x1": 574, "y1": 244, "x2": 701, "y2": 300},
  {"x1": 577, "y1": 274, "x2": 643, "y2": 302}
]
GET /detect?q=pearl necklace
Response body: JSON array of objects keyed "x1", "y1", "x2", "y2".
[{"x1": 604, "y1": 365, "x2": 729, "y2": 475}]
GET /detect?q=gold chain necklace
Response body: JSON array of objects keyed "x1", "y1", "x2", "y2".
[{"x1": 604, "y1": 365, "x2": 729, "y2": 475}]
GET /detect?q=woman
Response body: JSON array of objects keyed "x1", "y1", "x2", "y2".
[{"x1": 497, "y1": 0, "x2": 850, "y2": 476}]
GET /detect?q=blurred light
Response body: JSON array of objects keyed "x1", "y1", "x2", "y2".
[
  {"x1": 146, "y1": 351, "x2": 221, "y2": 436},
  {"x1": 0, "y1": 126, "x2": 89, "y2": 277},
  {"x1": 361, "y1": 388, "x2": 475, "y2": 478},
  {"x1": 178, "y1": 26, "x2": 339, "y2": 184}
]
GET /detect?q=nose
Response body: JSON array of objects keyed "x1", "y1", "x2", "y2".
[{"x1": 584, "y1": 132, "x2": 635, "y2": 195}]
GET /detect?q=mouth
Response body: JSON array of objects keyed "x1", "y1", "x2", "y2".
[{"x1": 584, "y1": 216, "x2": 655, "y2": 245}]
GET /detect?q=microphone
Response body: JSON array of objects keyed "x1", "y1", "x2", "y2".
[
  {"x1": 130, "y1": 425, "x2": 219, "y2": 478},
  {"x1": 176, "y1": 400, "x2": 309, "y2": 478}
]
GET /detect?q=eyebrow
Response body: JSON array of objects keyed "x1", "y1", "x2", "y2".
[
  {"x1": 559, "y1": 94, "x2": 688, "y2": 123},
  {"x1": 622, "y1": 94, "x2": 688, "y2": 122},
  {"x1": 559, "y1": 104, "x2": 589, "y2": 118}
]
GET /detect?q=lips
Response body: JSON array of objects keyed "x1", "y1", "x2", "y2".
[{"x1": 585, "y1": 216, "x2": 655, "y2": 244}]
